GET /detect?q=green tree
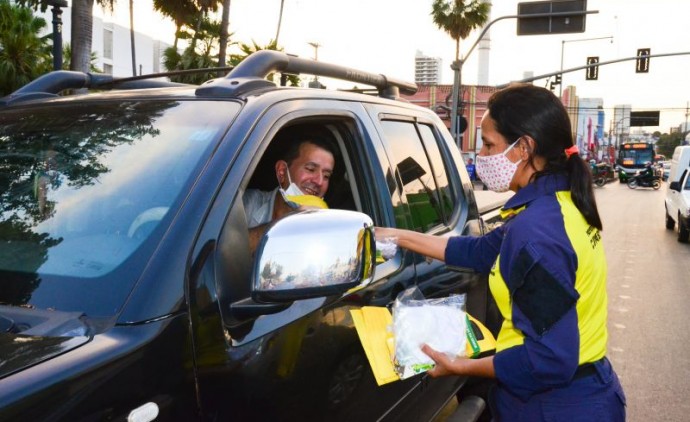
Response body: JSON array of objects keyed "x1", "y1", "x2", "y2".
[
  {"x1": 16, "y1": 0, "x2": 115, "y2": 73},
  {"x1": 61, "y1": 43, "x2": 101, "y2": 72},
  {"x1": 153, "y1": 0, "x2": 198, "y2": 51},
  {"x1": 162, "y1": 14, "x2": 224, "y2": 84},
  {"x1": 431, "y1": 0, "x2": 490, "y2": 61},
  {"x1": 656, "y1": 132, "x2": 683, "y2": 159},
  {"x1": 70, "y1": 0, "x2": 115, "y2": 73},
  {"x1": 218, "y1": 0, "x2": 231, "y2": 68},
  {"x1": 0, "y1": 0, "x2": 52, "y2": 95},
  {"x1": 230, "y1": 39, "x2": 299, "y2": 87}
]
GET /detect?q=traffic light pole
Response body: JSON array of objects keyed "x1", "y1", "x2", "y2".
[
  {"x1": 450, "y1": 10, "x2": 598, "y2": 145},
  {"x1": 496, "y1": 51, "x2": 690, "y2": 89},
  {"x1": 559, "y1": 36, "x2": 613, "y2": 97}
]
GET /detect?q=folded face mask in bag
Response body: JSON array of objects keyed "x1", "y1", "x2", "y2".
[{"x1": 391, "y1": 287, "x2": 467, "y2": 379}]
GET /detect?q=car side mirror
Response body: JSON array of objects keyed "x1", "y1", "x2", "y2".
[
  {"x1": 252, "y1": 209, "x2": 376, "y2": 303},
  {"x1": 670, "y1": 181, "x2": 681, "y2": 192}
]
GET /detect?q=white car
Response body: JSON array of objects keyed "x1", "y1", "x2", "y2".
[{"x1": 665, "y1": 166, "x2": 690, "y2": 242}]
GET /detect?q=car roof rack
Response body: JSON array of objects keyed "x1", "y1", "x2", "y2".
[
  {"x1": 195, "y1": 50, "x2": 418, "y2": 100},
  {"x1": 0, "y1": 69, "x2": 199, "y2": 107},
  {"x1": 0, "y1": 51, "x2": 417, "y2": 107}
]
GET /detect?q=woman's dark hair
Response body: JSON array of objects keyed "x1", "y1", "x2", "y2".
[{"x1": 487, "y1": 83, "x2": 602, "y2": 230}]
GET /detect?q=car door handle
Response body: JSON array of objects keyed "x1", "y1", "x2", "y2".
[{"x1": 229, "y1": 297, "x2": 291, "y2": 319}]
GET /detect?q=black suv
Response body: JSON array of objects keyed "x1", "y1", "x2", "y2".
[{"x1": 0, "y1": 51, "x2": 495, "y2": 421}]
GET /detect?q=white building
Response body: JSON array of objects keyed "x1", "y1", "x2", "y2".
[
  {"x1": 414, "y1": 50, "x2": 442, "y2": 85},
  {"x1": 39, "y1": 6, "x2": 171, "y2": 77}
]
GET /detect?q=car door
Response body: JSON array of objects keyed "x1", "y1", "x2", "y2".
[
  {"x1": 364, "y1": 103, "x2": 490, "y2": 420},
  {"x1": 186, "y1": 96, "x2": 439, "y2": 422}
]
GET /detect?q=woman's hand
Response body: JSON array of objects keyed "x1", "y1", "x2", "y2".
[
  {"x1": 374, "y1": 227, "x2": 449, "y2": 262},
  {"x1": 421, "y1": 344, "x2": 469, "y2": 378},
  {"x1": 374, "y1": 226, "x2": 400, "y2": 241},
  {"x1": 423, "y1": 344, "x2": 496, "y2": 379}
]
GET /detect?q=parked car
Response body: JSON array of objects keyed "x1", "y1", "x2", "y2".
[
  {"x1": 0, "y1": 51, "x2": 500, "y2": 421},
  {"x1": 665, "y1": 166, "x2": 690, "y2": 242}
]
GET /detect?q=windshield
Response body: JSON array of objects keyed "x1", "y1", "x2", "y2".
[
  {"x1": 0, "y1": 100, "x2": 239, "y2": 318},
  {"x1": 618, "y1": 145, "x2": 654, "y2": 168}
]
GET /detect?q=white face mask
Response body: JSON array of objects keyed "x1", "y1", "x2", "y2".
[
  {"x1": 279, "y1": 170, "x2": 305, "y2": 208},
  {"x1": 282, "y1": 170, "x2": 305, "y2": 197},
  {"x1": 475, "y1": 139, "x2": 522, "y2": 192}
]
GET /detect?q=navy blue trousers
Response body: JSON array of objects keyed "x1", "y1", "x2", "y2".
[{"x1": 488, "y1": 358, "x2": 626, "y2": 421}]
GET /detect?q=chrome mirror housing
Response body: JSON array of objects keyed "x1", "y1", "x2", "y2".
[{"x1": 252, "y1": 209, "x2": 375, "y2": 302}]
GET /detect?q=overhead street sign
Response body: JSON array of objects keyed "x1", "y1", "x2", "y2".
[
  {"x1": 517, "y1": 0, "x2": 587, "y2": 35},
  {"x1": 630, "y1": 111, "x2": 659, "y2": 127}
]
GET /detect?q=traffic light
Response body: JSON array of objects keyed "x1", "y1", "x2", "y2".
[
  {"x1": 586, "y1": 56, "x2": 599, "y2": 80},
  {"x1": 636, "y1": 48, "x2": 650, "y2": 73},
  {"x1": 549, "y1": 74, "x2": 562, "y2": 91}
]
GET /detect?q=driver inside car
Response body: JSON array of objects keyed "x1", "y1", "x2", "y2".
[{"x1": 244, "y1": 126, "x2": 336, "y2": 252}]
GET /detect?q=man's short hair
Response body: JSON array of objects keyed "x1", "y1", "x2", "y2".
[{"x1": 275, "y1": 124, "x2": 337, "y2": 165}]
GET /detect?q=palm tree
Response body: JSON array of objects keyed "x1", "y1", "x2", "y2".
[
  {"x1": 0, "y1": 0, "x2": 52, "y2": 95},
  {"x1": 431, "y1": 0, "x2": 490, "y2": 144},
  {"x1": 70, "y1": 0, "x2": 115, "y2": 73},
  {"x1": 431, "y1": 0, "x2": 490, "y2": 61},
  {"x1": 275, "y1": 0, "x2": 285, "y2": 46},
  {"x1": 129, "y1": 0, "x2": 136, "y2": 75},
  {"x1": 218, "y1": 0, "x2": 231, "y2": 68},
  {"x1": 230, "y1": 39, "x2": 299, "y2": 87},
  {"x1": 61, "y1": 43, "x2": 101, "y2": 72},
  {"x1": 153, "y1": 0, "x2": 198, "y2": 50},
  {"x1": 190, "y1": 0, "x2": 221, "y2": 54},
  {"x1": 13, "y1": 0, "x2": 113, "y2": 74}
]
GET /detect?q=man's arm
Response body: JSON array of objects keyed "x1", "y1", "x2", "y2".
[
  {"x1": 248, "y1": 223, "x2": 270, "y2": 254},
  {"x1": 248, "y1": 192, "x2": 296, "y2": 255}
]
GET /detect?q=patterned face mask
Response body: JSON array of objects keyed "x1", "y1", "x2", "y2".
[{"x1": 475, "y1": 139, "x2": 522, "y2": 192}]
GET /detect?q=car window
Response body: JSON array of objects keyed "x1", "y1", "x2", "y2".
[
  {"x1": 378, "y1": 120, "x2": 447, "y2": 232},
  {"x1": 215, "y1": 118, "x2": 366, "y2": 331},
  {"x1": 417, "y1": 124, "x2": 455, "y2": 220}
]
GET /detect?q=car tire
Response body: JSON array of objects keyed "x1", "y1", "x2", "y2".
[
  {"x1": 678, "y1": 215, "x2": 690, "y2": 243},
  {"x1": 666, "y1": 210, "x2": 675, "y2": 230}
]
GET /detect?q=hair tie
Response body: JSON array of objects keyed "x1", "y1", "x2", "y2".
[{"x1": 564, "y1": 145, "x2": 579, "y2": 158}]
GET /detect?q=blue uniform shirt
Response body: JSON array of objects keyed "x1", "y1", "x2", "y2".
[{"x1": 445, "y1": 174, "x2": 608, "y2": 401}]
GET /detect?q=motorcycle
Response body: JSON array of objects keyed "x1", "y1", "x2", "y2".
[
  {"x1": 592, "y1": 163, "x2": 614, "y2": 187},
  {"x1": 627, "y1": 170, "x2": 661, "y2": 190}
]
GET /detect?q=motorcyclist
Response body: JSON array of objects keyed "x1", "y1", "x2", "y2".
[
  {"x1": 639, "y1": 161, "x2": 655, "y2": 180},
  {"x1": 589, "y1": 159, "x2": 598, "y2": 175}
]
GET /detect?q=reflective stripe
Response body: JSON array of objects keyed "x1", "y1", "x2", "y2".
[{"x1": 557, "y1": 191, "x2": 608, "y2": 364}]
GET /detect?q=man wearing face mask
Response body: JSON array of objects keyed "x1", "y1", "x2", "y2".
[{"x1": 244, "y1": 127, "x2": 336, "y2": 252}]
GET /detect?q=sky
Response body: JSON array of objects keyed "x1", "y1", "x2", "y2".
[{"x1": 99, "y1": 0, "x2": 690, "y2": 132}]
